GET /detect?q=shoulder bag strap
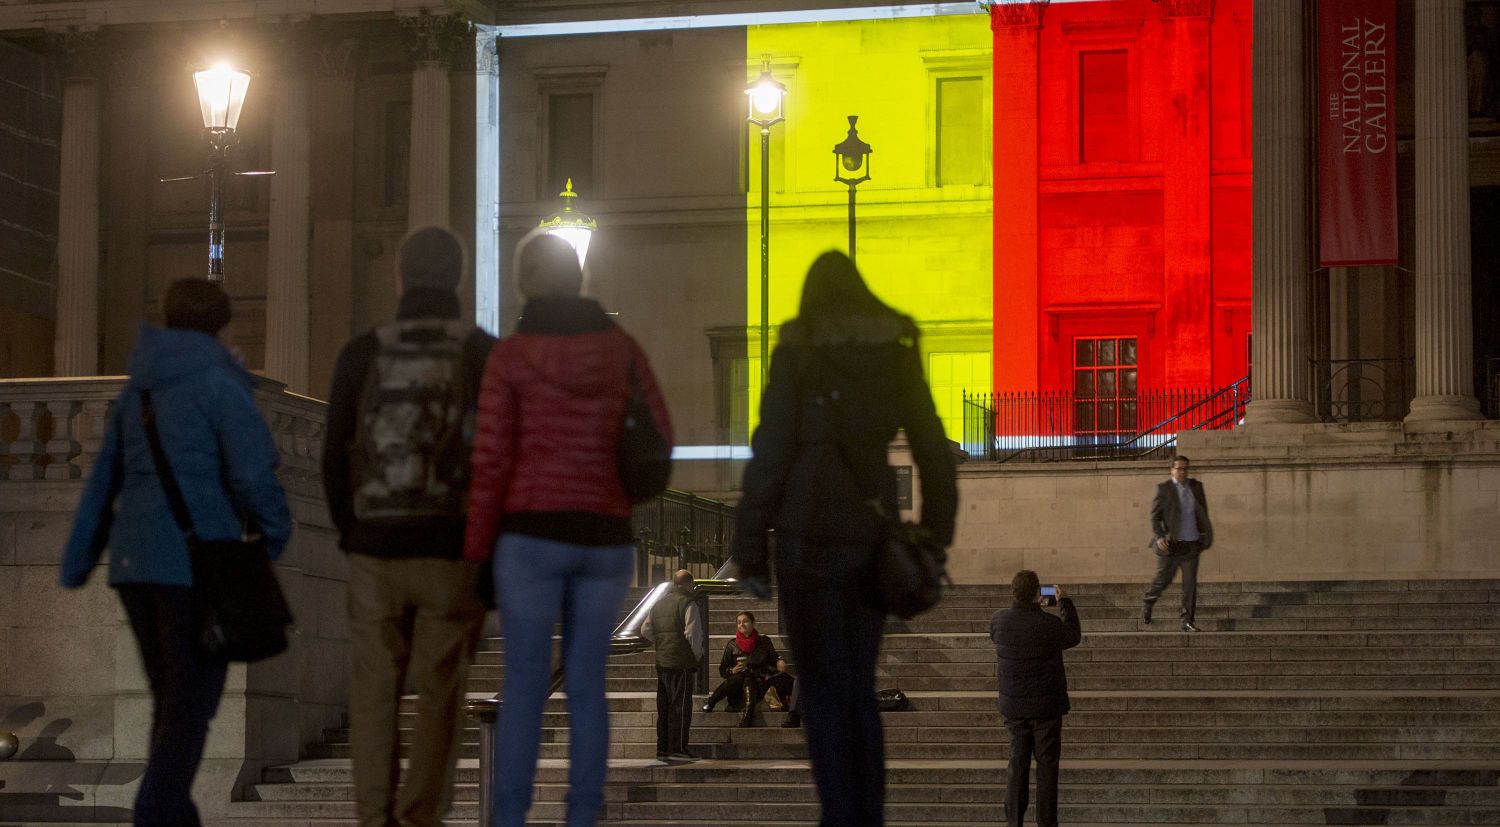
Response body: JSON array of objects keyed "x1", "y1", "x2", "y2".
[{"x1": 140, "y1": 389, "x2": 199, "y2": 543}]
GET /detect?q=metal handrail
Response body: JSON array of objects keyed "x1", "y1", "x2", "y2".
[
  {"x1": 1112, "y1": 376, "x2": 1250, "y2": 453},
  {"x1": 465, "y1": 558, "x2": 744, "y2": 823},
  {"x1": 972, "y1": 376, "x2": 1250, "y2": 463}
]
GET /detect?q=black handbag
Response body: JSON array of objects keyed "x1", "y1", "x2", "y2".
[
  {"x1": 869, "y1": 502, "x2": 948, "y2": 620},
  {"x1": 875, "y1": 687, "x2": 912, "y2": 712},
  {"x1": 141, "y1": 390, "x2": 294, "y2": 662},
  {"x1": 617, "y1": 356, "x2": 672, "y2": 503}
]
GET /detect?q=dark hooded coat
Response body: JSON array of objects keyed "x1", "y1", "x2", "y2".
[{"x1": 732, "y1": 253, "x2": 957, "y2": 576}]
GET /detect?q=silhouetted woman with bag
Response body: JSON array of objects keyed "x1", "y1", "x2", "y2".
[{"x1": 732, "y1": 251, "x2": 958, "y2": 826}]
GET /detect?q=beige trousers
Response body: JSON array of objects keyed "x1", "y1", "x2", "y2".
[{"x1": 347, "y1": 554, "x2": 486, "y2": 827}]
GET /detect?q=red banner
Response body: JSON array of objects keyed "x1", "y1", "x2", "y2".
[{"x1": 1318, "y1": 0, "x2": 1398, "y2": 267}]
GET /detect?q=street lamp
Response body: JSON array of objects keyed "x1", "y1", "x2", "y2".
[
  {"x1": 193, "y1": 65, "x2": 252, "y2": 283},
  {"x1": 746, "y1": 58, "x2": 786, "y2": 388},
  {"x1": 538, "y1": 178, "x2": 598, "y2": 269},
  {"x1": 163, "y1": 64, "x2": 272, "y2": 282},
  {"x1": 832, "y1": 115, "x2": 872, "y2": 265}
]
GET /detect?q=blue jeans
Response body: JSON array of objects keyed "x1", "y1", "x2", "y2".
[{"x1": 491, "y1": 534, "x2": 633, "y2": 827}]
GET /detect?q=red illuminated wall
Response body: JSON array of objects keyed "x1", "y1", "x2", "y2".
[{"x1": 991, "y1": 0, "x2": 1252, "y2": 395}]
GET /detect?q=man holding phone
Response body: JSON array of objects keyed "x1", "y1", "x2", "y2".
[
  {"x1": 990, "y1": 570, "x2": 1082, "y2": 827},
  {"x1": 1143, "y1": 455, "x2": 1213, "y2": 632}
]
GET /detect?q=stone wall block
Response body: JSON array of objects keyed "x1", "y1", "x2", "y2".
[
  {"x1": 16, "y1": 511, "x2": 77, "y2": 565},
  {"x1": 7, "y1": 624, "x2": 115, "y2": 697}
]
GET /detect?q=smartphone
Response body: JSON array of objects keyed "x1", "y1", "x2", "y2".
[{"x1": 1040, "y1": 585, "x2": 1059, "y2": 606}]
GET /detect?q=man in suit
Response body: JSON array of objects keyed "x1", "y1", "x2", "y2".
[
  {"x1": 1143, "y1": 455, "x2": 1213, "y2": 632},
  {"x1": 991, "y1": 570, "x2": 1082, "y2": 827}
]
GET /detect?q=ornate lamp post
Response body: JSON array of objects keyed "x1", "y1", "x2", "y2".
[
  {"x1": 193, "y1": 65, "x2": 253, "y2": 283},
  {"x1": 164, "y1": 64, "x2": 272, "y2": 282},
  {"x1": 832, "y1": 115, "x2": 872, "y2": 265},
  {"x1": 538, "y1": 178, "x2": 598, "y2": 268},
  {"x1": 746, "y1": 58, "x2": 786, "y2": 388}
]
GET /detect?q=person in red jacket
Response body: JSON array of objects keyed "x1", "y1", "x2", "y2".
[{"x1": 465, "y1": 232, "x2": 672, "y2": 827}]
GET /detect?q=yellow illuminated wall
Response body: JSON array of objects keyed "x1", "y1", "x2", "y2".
[{"x1": 743, "y1": 17, "x2": 994, "y2": 435}]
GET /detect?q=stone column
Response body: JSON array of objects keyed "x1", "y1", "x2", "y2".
[
  {"x1": 403, "y1": 13, "x2": 467, "y2": 231},
  {"x1": 1243, "y1": 0, "x2": 1314, "y2": 424},
  {"x1": 53, "y1": 32, "x2": 102, "y2": 377},
  {"x1": 474, "y1": 32, "x2": 500, "y2": 334},
  {"x1": 989, "y1": 1, "x2": 1048, "y2": 394},
  {"x1": 1407, "y1": 0, "x2": 1482, "y2": 421},
  {"x1": 266, "y1": 36, "x2": 312, "y2": 394},
  {"x1": 1159, "y1": 0, "x2": 1215, "y2": 388}
]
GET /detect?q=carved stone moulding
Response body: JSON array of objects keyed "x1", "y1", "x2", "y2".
[
  {"x1": 1159, "y1": 0, "x2": 1215, "y2": 19},
  {"x1": 985, "y1": 0, "x2": 1051, "y2": 30},
  {"x1": 400, "y1": 10, "x2": 474, "y2": 68}
]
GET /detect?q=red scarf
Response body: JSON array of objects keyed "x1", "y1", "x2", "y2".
[{"x1": 734, "y1": 629, "x2": 759, "y2": 654}]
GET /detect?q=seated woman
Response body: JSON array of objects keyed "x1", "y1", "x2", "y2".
[{"x1": 701, "y1": 610, "x2": 779, "y2": 726}]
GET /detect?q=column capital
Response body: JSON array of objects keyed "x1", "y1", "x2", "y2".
[
  {"x1": 400, "y1": 11, "x2": 473, "y2": 68},
  {"x1": 1159, "y1": 0, "x2": 1214, "y2": 19},
  {"x1": 315, "y1": 37, "x2": 361, "y2": 79},
  {"x1": 46, "y1": 27, "x2": 107, "y2": 81},
  {"x1": 986, "y1": 1, "x2": 1049, "y2": 30},
  {"x1": 475, "y1": 30, "x2": 498, "y2": 76}
]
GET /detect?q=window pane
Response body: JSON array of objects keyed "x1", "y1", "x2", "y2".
[
  {"x1": 1121, "y1": 401, "x2": 1138, "y2": 431},
  {"x1": 1120, "y1": 338, "x2": 1138, "y2": 366},
  {"x1": 1075, "y1": 339, "x2": 1095, "y2": 367},
  {"x1": 1098, "y1": 369, "x2": 1117, "y2": 397},
  {"x1": 1099, "y1": 401, "x2": 1117, "y2": 431},
  {"x1": 1098, "y1": 339, "x2": 1117, "y2": 366},
  {"x1": 1074, "y1": 370, "x2": 1095, "y2": 399},
  {"x1": 548, "y1": 93, "x2": 595, "y2": 198},
  {"x1": 1075, "y1": 402, "x2": 1095, "y2": 432},
  {"x1": 1080, "y1": 50, "x2": 1130, "y2": 162},
  {"x1": 937, "y1": 77, "x2": 986, "y2": 186},
  {"x1": 1121, "y1": 368, "x2": 1138, "y2": 396}
]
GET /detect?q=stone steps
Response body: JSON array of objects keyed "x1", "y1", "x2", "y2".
[{"x1": 218, "y1": 580, "x2": 1500, "y2": 826}]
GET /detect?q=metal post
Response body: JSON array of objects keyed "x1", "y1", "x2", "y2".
[
  {"x1": 465, "y1": 697, "x2": 500, "y2": 826},
  {"x1": 207, "y1": 130, "x2": 229, "y2": 283},
  {"x1": 759, "y1": 126, "x2": 771, "y2": 389},
  {"x1": 847, "y1": 183, "x2": 857, "y2": 265}
]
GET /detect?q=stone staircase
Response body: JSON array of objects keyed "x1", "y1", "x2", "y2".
[{"x1": 217, "y1": 580, "x2": 1500, "y2": 825}]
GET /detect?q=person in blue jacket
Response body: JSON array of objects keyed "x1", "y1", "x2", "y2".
[{"x1": 60, "y1": 278, "x2": 292, "y2": 827}]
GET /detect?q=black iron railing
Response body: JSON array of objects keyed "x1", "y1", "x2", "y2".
[
  {"x1": 1312, "y1": 358, "x2": 1414, "y2": 423},
  {"x1": 963, "y1": 378, "x2": 1250, "y2": 462},
  {"x1": 632, "y1": 489, "x2": 737, "y2": 586}
]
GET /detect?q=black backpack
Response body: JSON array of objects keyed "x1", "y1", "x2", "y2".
[{"x1": 352, "y1": 319, "x2": 475, "y2": 524}]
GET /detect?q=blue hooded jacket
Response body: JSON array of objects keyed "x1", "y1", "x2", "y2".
[{"x1": 60, "y1": 325, "x2": 293, "y2": 588}]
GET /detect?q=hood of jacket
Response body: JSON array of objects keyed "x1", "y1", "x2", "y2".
[
  {"x1": 511, "y1": 297, "x2": 625, "y2": 397},
  {"x1": 126, "y1": 324, "x2": 253, "y2": 392}
]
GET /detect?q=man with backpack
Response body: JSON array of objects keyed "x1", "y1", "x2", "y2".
[{"x1": 322, "y1": 226, "x2": 496, "y2": 827}]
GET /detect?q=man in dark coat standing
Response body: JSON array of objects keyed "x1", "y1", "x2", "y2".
[
  {"x1": 641, "y1": 569, "x2": 705, "y2": 763},
  {"x1": 990, "y1": 570, "x2": 1082, "y2": 827},
  {"x1": 1143, "y1": 455, "x2": 1214, "y2": 632}
]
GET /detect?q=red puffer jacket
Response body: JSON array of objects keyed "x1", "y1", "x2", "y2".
[{"x1": 464, "y1": 297, "x2": 673, "y2": 562}]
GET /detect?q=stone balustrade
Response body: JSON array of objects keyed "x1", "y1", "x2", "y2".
[
  {"x1": 0, "y1": 376, "x2": 326, "y2": 495},
  {"x1": 0, "y1": 377, "x2": 342, "y2": 822}
]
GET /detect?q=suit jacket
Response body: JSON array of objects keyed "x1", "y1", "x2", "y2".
[{"x1": 1149, "y1": 478, "x2": 1213, "y2": 552}]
